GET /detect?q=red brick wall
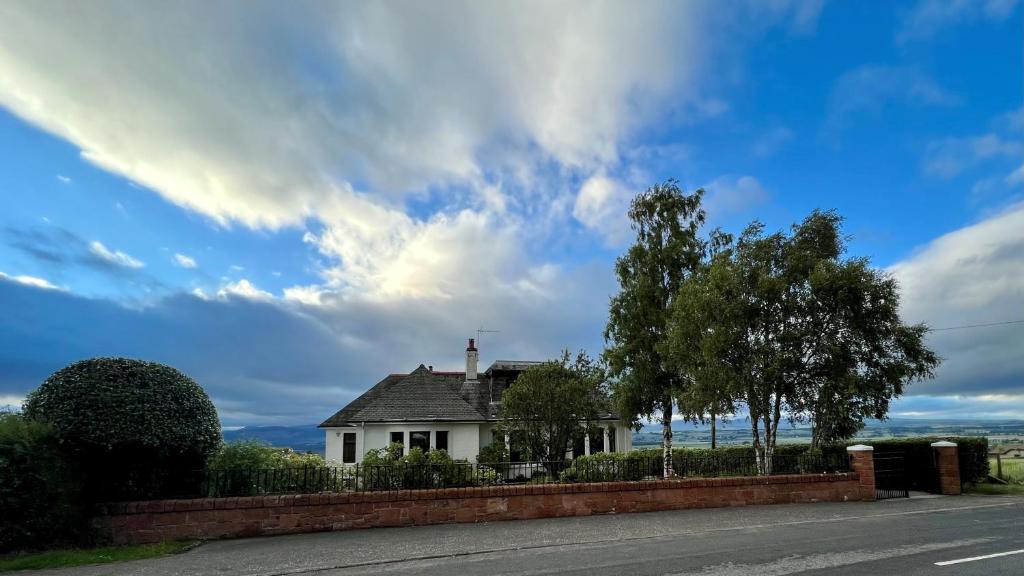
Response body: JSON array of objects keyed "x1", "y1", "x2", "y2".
[{"x1": 94, "y1": 473, "x2": 866, "y2": 545}]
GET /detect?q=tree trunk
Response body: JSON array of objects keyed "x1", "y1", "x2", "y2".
[
  {"x1": 710, "y1": 407, "x2": 717, "y2": 450},
  {"x1": 662, "y1": 398, "x2": 674, "y2": 478}
]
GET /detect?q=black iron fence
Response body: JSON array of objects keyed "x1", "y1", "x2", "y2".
[{"x1": 96, "y1": 451, "x2": 851, "y2": 501}]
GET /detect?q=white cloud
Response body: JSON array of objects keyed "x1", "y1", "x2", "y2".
[
  {"x1": 573, "y1": 175, "x2": 635, "y2": 247},
  {"x1": 283, "y1": 285, "x2": 329, "y2": 307},
  {"x1": 217, "y1": 279, "x2": 273, "y2": 301},
  {"x1": 702, "y1": 175, "x2": 770, "y2": 219},
  {"x1": 1008, "y1": 163, "x2": 1024, "y2": 185},
  {"x1": 0, "y1": 394, "x2": 25, "y2": 409},
  {"x1": 925, "y1": 133, "x2": 1023, "y2": 178},
  {"x1": 88, "y1": 240, "x2": 144, "y2": 269},
  {"x1": 56, "y1": 174, "x2": 71, "y2": 184},
  {"x1": 752, "y1": 127, "x2": 793, "y2": 157},
  {"x1": 826, "y1": 66, "x2": 959, "y2": 132},
  {"x1": 889, "y1": 202, "x2": 1024, "y2": 395},
  {"x1": 173, "y1": 253, "x2": 197, "y2": 268},
  {"x1": 0, "y1": 271, "x2": 59, "y2": 290},
  {"x1": 897, "y1": 0, "x2": 1022, "y2": 43},
  {"x1": 0, "y1": 2, "x2": 825, "y2": 305}
]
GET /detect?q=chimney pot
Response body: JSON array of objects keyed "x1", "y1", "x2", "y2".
[{"x1": 465, "y1": 338, "x2": 479, "y2": 380}]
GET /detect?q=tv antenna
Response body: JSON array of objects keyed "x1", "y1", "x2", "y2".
[{"x1": 476, "y1": 326, "x2": 500, "y2": 346}]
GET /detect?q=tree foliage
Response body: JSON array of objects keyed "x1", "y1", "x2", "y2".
[
  {"x1": 604, "y1": 179, "x2": 708, "y2": 476},
  {"x1": 0, "y1": 412, "x2": 86, "y2": 552},
  {"x1": 23, "y1": 357, "x2": 222, "y2": 497},
  {"x1": 498, "y1": 350, "x2": 608, "y2": 468},
  {"x1": 665, "y1": 211, "x2": 939, "y2": 472}
]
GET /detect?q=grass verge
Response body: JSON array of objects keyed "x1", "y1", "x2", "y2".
[
  {"x1": 0, "y1": 541, "x2": 196, "y2": 572},
  {"x1": 965, "y1": 482, "x2": 1024, "y2": 496}
]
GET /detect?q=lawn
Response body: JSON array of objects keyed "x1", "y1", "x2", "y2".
[
  {"x1": 989, "y1": 456, "x2": 1024, "y2": 483},
  {"x1": 966, "y1": 483, "x2": 1024, "y2": 496},
  {"x1": 0, "y1": 541, "x2": 196, "y2": 572}
]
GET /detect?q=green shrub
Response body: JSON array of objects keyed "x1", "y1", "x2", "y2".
[
  {"x1": 23, "y1": 358, "x2": 222, "y2": 501},
  {"x1": 209, "y1": 439, "x2": 280, "y2": 469},
  {"x1": 358, "y1": 444, "x2": 500, "y2": 490},
  {"x1": 0, "y1": 413, "x2": 86, "y2": 552},
  {"x1": 205, "y1": 441, "x2": 334, "y2": 496},
  {"x1": 476, "y1": 441, "x2": 508, "y2": 465}
]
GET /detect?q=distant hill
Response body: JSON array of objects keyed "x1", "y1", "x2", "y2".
[
  {"x1": 634, "y1": 418, "x2": 1024, "y2": 448},
  {"x1": 223, "y1": 418, "x2": 1024, "y2": 455},
  {"x1": 223, "y1": 425, "x2": 325, "y2": 454}
]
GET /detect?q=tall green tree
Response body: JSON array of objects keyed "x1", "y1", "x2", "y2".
[
  {"x1": 666, "y1": 211, "x2": 939, "y2": 473},
  {"x1": 605, "y1": 180, "x2": 707, "y2": 477},
  {"x1": 498, "y1": 350, "x2": 608, "y2": 472}
]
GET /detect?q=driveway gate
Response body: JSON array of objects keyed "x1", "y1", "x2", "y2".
[{"x1": 873, "y1": 451, "x2": 909, "y2": 499}]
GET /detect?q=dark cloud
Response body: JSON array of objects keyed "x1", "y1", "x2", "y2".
[
  {"x1": 0, "y1": 278, "x2": 367, "y2": 425},
  {"x1": 0, "y1": 262, "x2": 615, "y2": 426}
]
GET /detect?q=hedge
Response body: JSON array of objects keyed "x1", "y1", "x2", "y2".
[
  {"x1": 561, "y1": 437, "x2": 987, "y2": 487},
  {"x1": 0, "y1": 413, "x2": 87, "y2": 552}
]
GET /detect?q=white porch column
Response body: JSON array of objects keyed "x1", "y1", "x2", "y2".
[
  {"x1": 584, "y1": 433, "x2": 591, "y2": 456},
  {"x1": 603, "y1": 428, "x2": 611, "y2": 453},
  {"x1": 504, "y1": 432, "x2": 511, "y2": 462}
]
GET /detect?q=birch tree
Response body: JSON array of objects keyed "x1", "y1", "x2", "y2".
[
  {"x1": 666, "y1": 211, "x2": 939, "y2": 473},
  {"x1": 605, "y1": 180, "x2": 706, "y2": 478}
]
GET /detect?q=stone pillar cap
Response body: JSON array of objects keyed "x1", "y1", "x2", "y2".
[
  {"x1": 846, "y1": 444, "x2": 874, "y2": 451},
  {"x1": 931, "y1": 441, "x2": 957, "y2": 447}
]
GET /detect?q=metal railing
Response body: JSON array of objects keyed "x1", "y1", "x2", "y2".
[{"x1": 96, "y1": 452, "x2": 851, "y2": 501}]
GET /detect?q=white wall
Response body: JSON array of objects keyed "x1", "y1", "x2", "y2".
[
  {"x1": 327, "y1": 423, "x2": 483, "y2": 463},
  {"x1": 326, "y1": 419, "x2": 633, "y2": 464}
]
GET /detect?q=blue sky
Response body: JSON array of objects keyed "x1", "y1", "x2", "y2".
[{"x1": 1, "y1": 1, "x2": 1022, "y2": 426}]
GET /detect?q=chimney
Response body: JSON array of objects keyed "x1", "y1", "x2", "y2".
[{"x1": 465, "y1": 338, "x2": 479, "y2": 381}]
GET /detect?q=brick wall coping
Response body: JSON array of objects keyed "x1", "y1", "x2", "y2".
[
  {"x1": 97, "y1": 472, "x2": 858, "y2": 516},
  {"x1": 846, "y1": 444, "x2": 874, "y2": 451},
  {"x1": 931, "y1": 441, "x2": 957, "y2": 447}
]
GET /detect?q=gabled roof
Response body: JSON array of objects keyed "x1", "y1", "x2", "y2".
[
  {"x1": 319, "y1": 360, "x2": 620, "y2": 428},
  {"x1": 319, "y1": 365, "x2": 488, "y2": 426}
]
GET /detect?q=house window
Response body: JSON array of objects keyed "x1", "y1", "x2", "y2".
[
  {"x1": 390, "y1": 431, "x2": 404, "y2": 456},
  {"x1": 410, "y1": 431, "x2": 430, "y2": 453},
  {"x1": 342, "y1": 432, "x2": 357, "y2": 464},
  {"x1": 608, "y1": 428, "x2": 616, "y2": 453},
  {"x1": 436, "y1": 430, "x2": 449, "y2": 452}
]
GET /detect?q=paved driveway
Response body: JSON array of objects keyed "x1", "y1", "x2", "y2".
[{"x1": 23, "y1": 495, "x2": 1024, "y2": 576}]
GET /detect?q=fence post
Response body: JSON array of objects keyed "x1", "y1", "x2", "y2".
[
  {"x1": 847, "y1": 444, "x2": 875, "y2": 501},
  {"x1": 931, "y1": 441, "x2": 961, "y2": 495},
  {"x1": 996, "y1": 453, "x2": 1003, "y2": 479}
]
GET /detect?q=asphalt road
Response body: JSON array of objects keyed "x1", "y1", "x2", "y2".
[{"x1": 27, "y1": 494, "x2": 1024, "y2": 576}]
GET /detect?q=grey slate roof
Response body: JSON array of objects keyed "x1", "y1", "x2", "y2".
[
  {"x1": 319, "y1": 361, "x2": 619, "y2": 428},
  {"x1": 319, "y1": 365, "x2": 492, "y2": 426}
]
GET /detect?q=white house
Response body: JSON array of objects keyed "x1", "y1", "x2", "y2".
[{"x1": 320, "y1": 339, "x2": 631, "y2": 464}]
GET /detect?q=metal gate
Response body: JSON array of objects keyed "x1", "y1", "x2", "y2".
[{"x1": 873, "y1": 451, "x2": 909, "y2": 500}]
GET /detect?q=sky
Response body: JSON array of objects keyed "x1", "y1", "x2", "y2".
[{"x1": 0, "y1": 0, "x2": 1022, "y2": 427}]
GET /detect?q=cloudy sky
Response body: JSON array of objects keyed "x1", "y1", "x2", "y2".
[{"x1": 0, "y1": 1, "x2": 1021, "y2": 427}]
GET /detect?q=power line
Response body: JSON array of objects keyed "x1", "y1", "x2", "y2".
[{"x1": 929, "y1": 319, "x2": 1024, "y2": 332}]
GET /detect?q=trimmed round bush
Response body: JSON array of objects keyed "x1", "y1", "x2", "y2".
[{"x1": 23, "y1": 357, "x2": 222, "y2": 500}]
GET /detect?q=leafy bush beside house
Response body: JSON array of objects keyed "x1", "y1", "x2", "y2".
[
  {"x1": 359, "y1": 443, "x2": 501, "y2": 490},
  {"x1": 23, "y1": 358, "x2": 222, "y2": 502}
]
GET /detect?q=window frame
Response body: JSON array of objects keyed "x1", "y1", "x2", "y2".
[
  {"x1": 342, "y1": 432, "x2": 357, "y2": 464},
  {"x1": 390, "y1": 431, "x2": 405, "y2": 456},
  {"x1": 435, "y1": 430, "x2": 449, "y2": 453},
  {"x1": 409, "y1": 430, "x2": 430, "y2": 453}
]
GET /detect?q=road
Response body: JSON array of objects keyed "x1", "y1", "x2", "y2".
[{"x1": 27, "y1": 494, "x2": 1024, "y2": 576}]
